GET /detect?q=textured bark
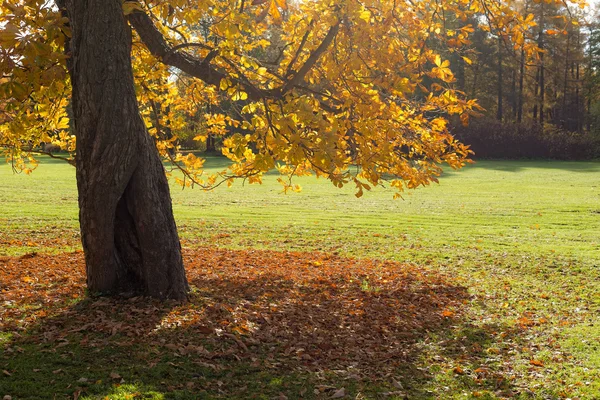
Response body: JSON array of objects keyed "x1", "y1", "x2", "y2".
[{"x1": 59, "y1": 0, "x2": 188, "y2": 299}]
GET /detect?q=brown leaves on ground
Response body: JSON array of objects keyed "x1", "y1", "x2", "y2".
[{"x1": 0, "y1": 247, "x2": 467, "y2": 378}]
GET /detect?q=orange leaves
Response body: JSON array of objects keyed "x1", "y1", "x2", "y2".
[
  {"x1": 529, "y1": 359, "x2": 545, "y2": 367},
  {"x1": 1, "y1": 246, "x2": 467, "y2": 380},
  {"x1": 442, "y1": 309, "x2": 456, "y2": 318},
  {"x1": 253, "y1": 0, "x2": 287, "y2": 24},
  {"x1": 453, "y1": 365, "x2": 465, "y2": 374}
]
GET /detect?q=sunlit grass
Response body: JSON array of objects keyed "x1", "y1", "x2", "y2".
[{"x1": 1, "y1": 156, "x2": 599, "y2": 399}]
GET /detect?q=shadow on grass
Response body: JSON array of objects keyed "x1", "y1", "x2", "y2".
[{"x1": 1, "y1": 249, "x2": 522, "y2": 399}]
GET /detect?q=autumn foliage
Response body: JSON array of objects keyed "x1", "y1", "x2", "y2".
[
  {"x1": 1, "y1": 0, "x2": 585, "y2": 196},
  {"x1": 0, "y1": 248, "x2": 467, "y2": 378}
]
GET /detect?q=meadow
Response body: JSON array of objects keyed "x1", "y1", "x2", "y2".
[{"x1": 1, "y1": 156, "x2": 599, "y2": 399}]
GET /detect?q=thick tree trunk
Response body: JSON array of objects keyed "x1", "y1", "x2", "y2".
[{"x1": 59, "y1": 0, "x2": 188, "y2": 299}]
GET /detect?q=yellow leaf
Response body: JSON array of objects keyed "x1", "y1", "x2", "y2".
[
  {"x1": 359, "y1": 8, "x2": 371, "y2": 23},
  {"x1": 273, "y1": 0, "x2": 287, "y2": 9},
  {"x1": 219, "y1": 78, "x2": 230, "y2": 91}
]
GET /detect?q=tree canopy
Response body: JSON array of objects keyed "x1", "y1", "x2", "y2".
[{"x1": 1, "y1": 0, "x2": 585, "y2": 198}]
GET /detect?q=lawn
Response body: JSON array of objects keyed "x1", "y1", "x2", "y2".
[{"x1": 1, "y1": 156, "x2": 599, "y2": 399}]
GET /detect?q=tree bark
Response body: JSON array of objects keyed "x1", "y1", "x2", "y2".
[
  {"x1": 496, "y1": 35, "x2": 503, "y2": 121},
  {"x1": 59, "y1": 0, "x2": 188, "y2": 299},
  {"x1": 562, "y1": 30, "x2": 571, "y2": 128},
  {"x1": 538, "y1": 2, "x2": 545, "y2": 126},
  {"x1": 517, "y1": 46, "x2": 525, "y2": 123}
]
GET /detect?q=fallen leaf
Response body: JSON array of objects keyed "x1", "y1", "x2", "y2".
[
  {"x1": 392, "y1": 379, "x2": 404, "y2": 389},
  {"x1": 110, "y1": 372, "x2": 121, "y2": 380},
  {"x1": 331, "y1": 388, "x2": 346, "y2": 398},
  {"x1": 196, "y1": 325, "x2": 213, "y2": 334},
  {"x1": 530, "y1": 359, "x2": 544, "y2": 367}
]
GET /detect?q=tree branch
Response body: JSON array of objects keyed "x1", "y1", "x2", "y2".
[
  {"x1": 128, "y1": 9, "x2": 341, "y2": 105},
  {"x1": 128, "y1": 10, "x2": 268, "y2": 101},
  {"x1": 282, "y1": 22, "x2": 340, "y2": 93}
]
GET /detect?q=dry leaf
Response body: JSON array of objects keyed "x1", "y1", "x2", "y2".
[{"x1": 530, "y1": 359, "x2": 544, "y2": 367}]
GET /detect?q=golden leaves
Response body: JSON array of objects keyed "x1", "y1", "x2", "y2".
[
  {"x1": 431, "y1": 55, "x2": 454, "y2": 83},
  {"x1": 254, "y1": 0, "x2": 287, "y2": 24},
  {"x1": 2, "y1": 0, "x2": 563, "y2": 198}
]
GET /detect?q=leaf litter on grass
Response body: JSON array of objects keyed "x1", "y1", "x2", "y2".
[
  {"x1": 1, "y1": 247, "x2": 472, "y2": 398},
  {"x1": 2, "y1": 246, "x2": 597, "y2": 398}
]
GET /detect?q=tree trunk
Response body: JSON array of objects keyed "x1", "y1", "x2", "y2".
[
  {"x1": 59, "y1": 0, "x2": 189, "y2": 299},
  {"x1": 510, "y1": 68, "x2": 517, "y2": 120},
  {"x1": 496, "y1": 35, "x2": 503, "y2": 121},
  {"x1": 517, "y1": 46, "x2": 525, "y2": 123},
  {"x1": 206, "y1": 133, "x2": 216, "y2": 153},
  {"x1": 562, "y1": 31, "x2": 571, "y2": 128},
  {"x1": 517, "y1": 0, "x2": 529, "y2": 124},
  {"x1": 538, "y1": 2, "x2": 545, "y2": 126},
  {"x1": 533, "y1": 66, "x2": 539, "y2": 120},
  {"x1": 575, "y1": 31, "x2": 581, "y2": 132}
]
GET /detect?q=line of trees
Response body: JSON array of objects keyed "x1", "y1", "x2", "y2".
[{"x1": 458, "y1": 2, "x2": 600, "y2": 133}]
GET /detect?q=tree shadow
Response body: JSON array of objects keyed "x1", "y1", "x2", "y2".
[{"x1": 1, "y1": 249, "x2": 523, "y2": 399}]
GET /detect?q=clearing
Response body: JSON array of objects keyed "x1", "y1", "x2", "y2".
[{"x1": 1, "y1": 157, "x2": 599, "y2": 399}]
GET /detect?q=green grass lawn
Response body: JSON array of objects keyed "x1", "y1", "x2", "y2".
[{"x1": 1, "y1": 156, "x2": 599, "y2": 399}]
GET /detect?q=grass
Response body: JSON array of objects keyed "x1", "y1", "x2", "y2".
[{"x1": 1, "y1": 156, "x2": 600, "y2": 399}]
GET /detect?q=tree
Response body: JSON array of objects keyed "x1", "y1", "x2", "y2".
[{"x1": 0, "y1": 0, "x2": 576, "y2": 299}]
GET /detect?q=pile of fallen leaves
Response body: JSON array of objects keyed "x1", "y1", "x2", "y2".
[{"x1": 1, "y1": 248, "x2": 467, "y2": 381}]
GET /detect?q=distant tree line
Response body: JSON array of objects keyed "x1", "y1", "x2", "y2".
[{"x1": 450, "y1": 2, "x2": 600, "y2": 159}]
